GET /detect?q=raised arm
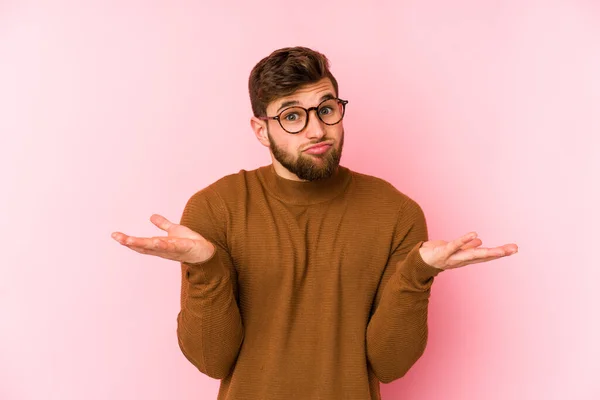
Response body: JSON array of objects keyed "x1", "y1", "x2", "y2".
[
  {"x1": 365, "y1": 199, "x2": 519, "y2": 383},
  {"x1": 365, "y1": 200, "x2": 441, "y2": 383},
  {"x1": 177, "y1": 186, "x2": 244, "y2": 379}
]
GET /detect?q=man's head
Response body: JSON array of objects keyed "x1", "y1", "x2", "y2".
[{"x1": 249, "y1": 47, "x2": 346, "y2": 182}]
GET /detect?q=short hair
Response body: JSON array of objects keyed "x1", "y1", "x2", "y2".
[{"x1": 248, "y1": 46, "x2": 339, "y2": 117}]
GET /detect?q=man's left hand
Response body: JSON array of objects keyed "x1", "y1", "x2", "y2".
[{"x1": 419, "y1": 232, "x2": 518, "y2": 270}]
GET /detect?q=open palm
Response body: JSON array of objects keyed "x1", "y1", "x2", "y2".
[
  {"x1": 111, "y1": 214, "x2": 215, "y2": 264},
  {"x1": 419, "y1": 232, "x2": 518, "y2": 270}
]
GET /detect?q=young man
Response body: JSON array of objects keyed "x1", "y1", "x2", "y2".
[{"x1": 112, "y1": 46, "x2": 518, "y2": 400}]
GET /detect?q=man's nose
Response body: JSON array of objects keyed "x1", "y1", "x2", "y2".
[{"x1": 304, "y1": 109, "x2": 326, "y2": 139}]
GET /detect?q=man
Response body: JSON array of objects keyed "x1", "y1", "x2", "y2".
[{"x1": 112, "y1": 46, "x2": 518, "y2": 400}]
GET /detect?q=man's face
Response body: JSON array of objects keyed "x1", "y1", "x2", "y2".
[{"x1": 261, "y1": 78, "x2": 345, "y2": 181}]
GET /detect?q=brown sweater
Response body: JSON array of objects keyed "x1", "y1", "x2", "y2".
[{"x1": 177, "y1": 164, "x2": 443, "y2": 400}]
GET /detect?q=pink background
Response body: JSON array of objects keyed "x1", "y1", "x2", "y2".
[{"x1": 1, "y1": 1, "x2": 599, "y2": 399}]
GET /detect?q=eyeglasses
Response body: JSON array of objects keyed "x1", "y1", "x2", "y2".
[{"x1": 259, "y1": 97, "x2": 348, "y2": 134}]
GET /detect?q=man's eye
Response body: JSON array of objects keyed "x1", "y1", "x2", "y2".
[
  {"x1": 319, "y1": 107, "x2": 333, "y2": 115},
  {"x1": 284, "y1": 113, "x2": 300, "y2": 121}
]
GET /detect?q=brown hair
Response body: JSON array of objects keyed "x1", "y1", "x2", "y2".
[{"x1": 248, "y1": 46, "x2": 339, "y2": 117}]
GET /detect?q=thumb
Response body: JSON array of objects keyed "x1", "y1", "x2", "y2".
[{"x1": 150, "y1": 214, "x2": 175, "y2": 232}]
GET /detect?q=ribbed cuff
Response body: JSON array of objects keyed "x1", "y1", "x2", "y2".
[
  {"x1": 396, "y1": 241, "x2": 443, "y2": 289},
  {"x1": 183, "y1": 246, "x2": 229, "y2": 284}
]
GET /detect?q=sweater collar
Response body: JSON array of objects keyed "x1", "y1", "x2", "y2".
[{"x1": 257, "y1": 163, "x2": 352, "y2": 205}]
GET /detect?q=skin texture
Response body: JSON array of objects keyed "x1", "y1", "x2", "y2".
[{"x1": 112, "y1": 77, "x2": 519, "y2": 268}]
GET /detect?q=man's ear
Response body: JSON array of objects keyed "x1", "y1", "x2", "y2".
[{"x1": 250, "y1": 116, "x2": 270, "y2": 147}]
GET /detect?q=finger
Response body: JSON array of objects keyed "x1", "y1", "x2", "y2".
[
  {"x1": 126, "y1": 246, "x2": 153, "y2": 256},
  {"x1": 125, "y1": 245, "x2": 180, "y2": 259},
  {"x1": 111, "y1": 232, "x2": 130, "y2": 244},
  {"x1": 456, "y1": 247, "x2": 519, "y2": 267},
  {"x1": 460, "y1": 238, "x2": 482, "y2": 251},
  {"x1": 123, "y1": 241, "x2": 175, "y2": 258},
  {"x1": 445, "y1": 232, "x2": 478, "y2": 257},
  {"x1": 483, "y1": 244, "x2": 518, "y2": 256},
  {"x1": 113, "y1": 232, "x2": 170, "y2": 249},
  {"x1": 446, "y1": 254, "x2": 504, "y2": 269},
  {"x1": 125, "y1": 236, "x2": 195, "y2": 253},
  {"x1": 461, "y1": 254, "x2": 506, "y2": 266},
  {"x1": 452, "y1": 245, "x2": 517, "y2": 264},
  {"x1": 150, "y1": 214, "x2": 175, "y2": 232},
  {"x1": 118, "y1": 235, "x2": 152, "y2": 248},
  {"x1": 116, "y1": 235, "x2": 162, "y2": 249},
  {"x1": 124, "y1": 242, "x2": 193, "y2": 261}
]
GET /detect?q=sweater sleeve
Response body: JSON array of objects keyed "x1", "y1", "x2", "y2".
[
  {"x1": 365, "y1": 199, "x2": 442, "y2": 383},
  {"x1": 176, "y1": 186, "x2": 244, "y2": 380}
]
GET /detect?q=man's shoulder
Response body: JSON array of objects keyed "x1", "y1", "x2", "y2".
[
  {"x1": 347, "y1": 168, "x2": 426, "y2": 228},
  {"x1": 210, "y1": 166, "x2": 259, "y2": 188},
  {"x1": 185, "y1": 166, "x2": 262, "y2": 202},
  {"x1": 348, "y1": 168, "x2": 419, "y2": 207}
]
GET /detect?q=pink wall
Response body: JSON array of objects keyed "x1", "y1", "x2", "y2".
[{"x1": 1, "y1": 1, "x2": 598, "y2": 399}]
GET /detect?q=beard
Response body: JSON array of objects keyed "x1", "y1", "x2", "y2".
[{"x1": 267, "y1": 128, "x2": 344, "y2": 181}]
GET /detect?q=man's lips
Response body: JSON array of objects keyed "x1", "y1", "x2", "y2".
[
  {"x1": 304, "y1": 143, "x2": 332, "y2": 155},
  {"x1": 304, "y1": 142, "x2": 333, "y2": 151}
]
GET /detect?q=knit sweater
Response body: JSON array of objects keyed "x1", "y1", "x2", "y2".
[{"x1": 177, "y1": 163, "x2": 443, "y2": 400}]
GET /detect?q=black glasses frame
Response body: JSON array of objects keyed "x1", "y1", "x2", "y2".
[{"x1": 259, "y1": 97, "x2": 349, "y2": 134}]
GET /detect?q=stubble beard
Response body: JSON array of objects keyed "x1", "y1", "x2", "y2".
[{"x1": 267, "y1": 128, "x2": 344, "y2": 181}]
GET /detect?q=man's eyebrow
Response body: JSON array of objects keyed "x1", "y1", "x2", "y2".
[
  {"x1": 276, "y1": 100, "x2": 299, "y2": 114},
  {"x1": 275, "y1": 93, "x2": 336, "y2": 114},
  {"x1": 319, "y1": 93, "x2": 336, "y2": 103}
]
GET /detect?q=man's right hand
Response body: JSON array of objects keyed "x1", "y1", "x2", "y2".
[{"x1": 111, "y1": 214, "x2": 215, "y2": 264}]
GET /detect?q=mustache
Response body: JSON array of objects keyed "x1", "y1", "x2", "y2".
[{"x1": 305, "y1": 130, "x2": 344, "y2": 148}]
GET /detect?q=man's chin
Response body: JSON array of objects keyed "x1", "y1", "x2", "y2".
[{"x1": 300, "y1": 162, "x2": 338, "y2": 180}]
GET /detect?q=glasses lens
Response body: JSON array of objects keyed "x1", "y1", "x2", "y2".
[
  {"x1": 279, "y1": 107, "x2": 307, "y2": 133},
  {"x1": 317, "y1": 99, "x2": 344, "y2": 125}
]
